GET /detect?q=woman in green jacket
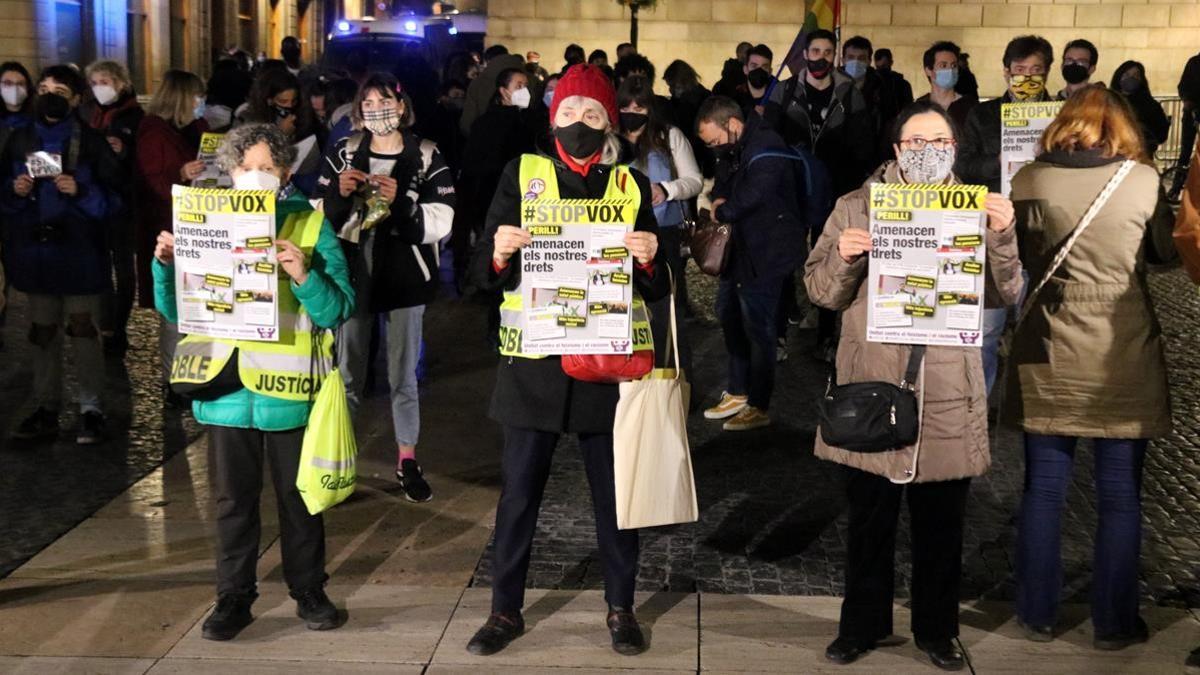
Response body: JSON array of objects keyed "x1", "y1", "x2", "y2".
[{"x1": 152, "y1": 123, "x2": 355, "y2": 641}]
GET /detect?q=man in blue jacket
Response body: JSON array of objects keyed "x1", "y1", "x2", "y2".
[
  {"x1": 697, "y1": 95, "x2": 805, "y2": 432},
  {"x1": 1, "y1": 64, "x2": 119, "y2": 444}
]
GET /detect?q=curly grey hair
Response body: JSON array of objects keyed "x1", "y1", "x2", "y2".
[{"x1": 215, "y1": 123, "x2": 297, "y2": 174}]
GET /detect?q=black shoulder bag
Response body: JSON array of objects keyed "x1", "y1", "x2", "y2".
[{"x1": 817, "y1": 345, "x2": 926, "y2": 453}]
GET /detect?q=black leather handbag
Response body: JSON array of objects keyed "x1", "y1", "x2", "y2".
[{"x1": 817, "y1": 346, "x2": 926, "y2": 453}]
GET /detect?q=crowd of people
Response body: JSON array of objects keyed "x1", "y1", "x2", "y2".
[{"x1": 2, "y1": 25, "x2": 1200, "y2": 671}]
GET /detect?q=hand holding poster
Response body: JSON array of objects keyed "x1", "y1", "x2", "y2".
[
  {"x1": 172, "y1": 185, "x2": 280, "y2": 341},
  {"x1": 520, "y1": 199, "x2": 637, "y2": 355},
  {"x1": 867, "y1": 183, "x2": 988, "y2": 347},
  {"x1": 192, "y1": 132, "x2": 232, "y2": 188},
  {"x1": 1000, "y1": 101, "x2": 1063, "y2": 196}
]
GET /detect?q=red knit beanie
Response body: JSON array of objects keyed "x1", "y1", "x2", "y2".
[{"x1": 550, "y1": 64, "x2": 618, "y2": 127}]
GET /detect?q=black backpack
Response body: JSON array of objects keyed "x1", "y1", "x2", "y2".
[{"x1": 745, "y1": 144, "x2": 835, "y2": 235}]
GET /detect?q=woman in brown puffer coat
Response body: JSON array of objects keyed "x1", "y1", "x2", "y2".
[
  {"x1": 805, "y1": 100, "x2": 1023, "y2": 670},
  {"x1": 1006, "y1": 85, "x2": 1176, "y2": 650}
]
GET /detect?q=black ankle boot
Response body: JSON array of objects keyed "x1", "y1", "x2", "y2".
[
  {"x1": 466, "y1": 611, "x2": 525, "y2": 656},
  {"x1": 825, "y1": 636, "x2": 874, "y2": 665},
  {"x1": 201, "y1": 592, "x2": 256, "y2": 641},
  {"x1": 915, "y1": 638, "x2": 965, "y2": 671},
  {"x1": 607, "y1": 606, "x2": 647, "y2": 656}
]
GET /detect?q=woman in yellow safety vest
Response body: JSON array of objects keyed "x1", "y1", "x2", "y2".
[
  {"x1": 152, "y1": 123, "x2": 355, "y2": 642},
  {"x1": 465, "y1": 64, "x2": 670, "y2": 658}
]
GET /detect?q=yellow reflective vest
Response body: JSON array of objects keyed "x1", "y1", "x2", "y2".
[
  {"x1": 498, "y1": 154, "x2": 654, "y2": 359},
  {"x1": 169, "y1": 210, "x2": 334, "y2": 401}
]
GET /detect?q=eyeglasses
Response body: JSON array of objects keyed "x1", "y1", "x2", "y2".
[{"x1": 900, "y1": 138, "x2": 956, "y2": 151}]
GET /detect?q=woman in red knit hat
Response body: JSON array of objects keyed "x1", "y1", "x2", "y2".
[{"x1": 466, "y1": 63, "x2": 670, "y2": 657}]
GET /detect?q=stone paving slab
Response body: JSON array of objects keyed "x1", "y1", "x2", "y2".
[
  {"x1": 430, "y1": 588, "x2": 698, "y2": 671},
  {"x1": 0, "y1": 576, "x2": 215, "y2": 658},
  {"x1": 166, "y1": 584, "x2": 463, "y2": 666},
  {"x1": 147, "y1": 658, "x2": 422, "y2": 674},
  {"x1": 0, "y1": 656, "x2": 156, "y2": 674},
  {"x1": 700, "y1": 593, "x2": 1200, "y2": 673},
  {"x1": 7, "y1": 516, "x2": 281, "y2": 583}
]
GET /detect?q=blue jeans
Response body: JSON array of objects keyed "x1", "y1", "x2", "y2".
[
  {"x1": 716, "y1": 276, "x2": 782, "y2": 410},
  {"x1": 1016, "y1": 434, "x2": 1148, "y2": 635},
  {"x1": 981, "y1": 307, "x2": 1007, "y2": 395}
]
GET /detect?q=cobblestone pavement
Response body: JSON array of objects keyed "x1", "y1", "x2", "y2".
[
  {"x1": 474, "y1": 265, "x2": 1200, "y2": 607},
  {"x1": 0, "y1": 298, "x2": 202, "y2": 578}
]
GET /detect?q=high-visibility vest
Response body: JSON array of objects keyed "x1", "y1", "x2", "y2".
[
  {"x1": 498, "y1": 154, "x2": 654, "y2": 359},
  {"x1": 169, "y1": 209, "x2": 334, "y2": 401}
]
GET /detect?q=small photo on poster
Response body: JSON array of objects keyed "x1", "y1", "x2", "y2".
[
  {"x1": 530, "y1": 287, "x2": 586, "y2": 326},
  {"x1": 936, "y1": 255, "x2": 980, "y2": 293},
  {"x1": 587, "y1": 261, "x2": 627, "y2": 302},
  {"x1": 234, "y1": 253, "x2": 273, "y2": 290},
  {"x1": 938, "y1": 217, "x2": 983, "y2": 254}
]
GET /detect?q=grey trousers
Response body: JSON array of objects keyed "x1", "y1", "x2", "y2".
[{"x1": 337, "y1": 304, "x2": 424, "y2": 447}]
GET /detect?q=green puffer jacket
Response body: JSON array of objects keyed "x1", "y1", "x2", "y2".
[{"x1": 153, "y1": 191, "x2": 355, "y2": 431}]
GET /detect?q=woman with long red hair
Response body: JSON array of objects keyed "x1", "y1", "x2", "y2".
[{"x1": 1006, "y1": 84, "x2": 1176, "y2": 650}]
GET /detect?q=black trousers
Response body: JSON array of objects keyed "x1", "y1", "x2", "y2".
[
  {"x1": 208, "y1": 425, "x2": 327, "y2": 596},
  {"x1": 839, "y1": 467, "x2": 970, "y2": 643},
  {"x1": 490, "y1": 426, "x2": 639, "y2": 613}
]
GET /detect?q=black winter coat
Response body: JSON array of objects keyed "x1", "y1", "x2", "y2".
[
  {"x1": 320, "y1": 131, "x2": 457, "y2": 311},
  {"x1": 957, "y1": 91, "x2": 1051, "y2": 193},
  {"x1": 711, "y1": 115, "x2": 805, "y2": 283},
  {"x1": 763, "y1": 69, "x2": 878, "y2": 196},
  {"x1": 471, "y1": 152, "x2": 671, "y2": 434}
]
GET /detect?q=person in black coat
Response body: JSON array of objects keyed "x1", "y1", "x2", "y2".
[
  {"x1": 1111, "y1": 61, "x2": 1170, "y2": 159},
  {"x1": 455, "y1": 68, "x2": 538, "y2": 287},
  {"x1": 465, "y1": 64, "x2": 669, "y2": 659},
  {"x1": 697, "y1": 96, "x2": 804, "y2": 431}
]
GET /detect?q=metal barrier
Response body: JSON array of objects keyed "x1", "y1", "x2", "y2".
[{"x1": 1156, "y1": 96, "x2": 1189, "y2": 171}]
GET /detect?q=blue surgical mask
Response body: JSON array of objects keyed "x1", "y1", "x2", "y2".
[
  {"x1": 933, "y1": 67, "x2": 959, "y2": 90},
  {"x1": 543, "y1": 90, "x2": 554, "y2": 108},
  {"x1": 844, "y1": 60, "x2": 867, "y2": 80}
]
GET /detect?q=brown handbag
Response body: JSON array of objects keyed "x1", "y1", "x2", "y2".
[{"x1": 689, "y1": 219, "x2": 732, "y2": 276}]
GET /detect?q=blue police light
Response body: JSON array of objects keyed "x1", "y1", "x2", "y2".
[
  {"x1": 337, "y1": 20, "x2": 351, "y2": 32},
  {"x1": 448, "y1": 25, "x2": 458, "y2": 35},
  {"x1": 404, "y1": 20, "x2": 418, "y2": 32}
]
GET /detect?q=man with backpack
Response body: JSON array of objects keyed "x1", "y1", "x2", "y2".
[{"x1": 697, "y1": 95, "x2": 807, "y2": 432}]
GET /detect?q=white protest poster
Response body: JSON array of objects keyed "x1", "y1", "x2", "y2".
[
  {"x1": 867, "y1": 183, "x2": 988, "y2": 347},
  {"x1": 191, "y1": 132, "x2": 232, "y2": 189},
  {"x1": 171, "y1": 185, "x2": 280, "y2": 341},
  {"x1": 519, "y1": 199, "x2": 637, "y2": 355},
  {"x1": 1000, "y1": 101, "x2": 1063, "y2": 196}
]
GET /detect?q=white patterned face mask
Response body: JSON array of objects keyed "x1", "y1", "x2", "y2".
[
  {"x1": 363, "y1": 107, "x2": 400, "y2": 136},
  {"x1": 898, "y1": 145, "x2": 956, "y2": 184}
]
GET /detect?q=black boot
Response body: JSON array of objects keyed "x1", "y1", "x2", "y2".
[
  {"x1": 291, "y1": 586, "x2": 342, "y2": 630},
  {"x1": 466, "y1": 611, "x2": 525, "y2": 655},
  {"x1": 607, "y1": 606, "x2": 647, "y2": 656},
  {"x1": 824, "y1": 636, "x2": 874, "y2": 665},
  {"x1": 201, "y1": 592, "x2": 256, "y2": 641},
  {"x1": 1093, "y1": 616, "x2": 1149, "y2": 651},
  {"x1": 915, "y1": 638, "x2": 966, "y2": 671}
]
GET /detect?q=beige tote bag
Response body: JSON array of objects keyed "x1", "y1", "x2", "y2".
[{"x1": 612, "y1": 268, "x2": 699, "y2": 530}]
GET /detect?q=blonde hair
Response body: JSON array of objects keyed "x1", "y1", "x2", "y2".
[
  {"x1": 552, "y1": 94, "x2": 621, "y2": 165},
  {"x1": 1040, "y1": 84, "x2": 1148, "y2": 163},
  {"x1": 146, "y1": 70, "x2": 205, "y2": 128},
  {"x1": 84, "y1": 60, "x2": 132, "y2": 94}
]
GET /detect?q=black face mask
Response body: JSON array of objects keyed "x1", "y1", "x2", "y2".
[
  {"x1": 273, "y1": 104, "x2": 295, "y2": 120},
  {"x1": 554, "y1": 121, "x2": 607, "y2": 159},
  {"x1": 619, "y1": 111, "x2": 648, "y2": 133},
  {"x1": 1119, "y1": 76, "x2": 1142, "y2": 95},
  {"x1": 1062, "y1": 63, "x2": 1090, "y2": 85},
  {"x1": 36, "y1": 92, "x2": 70, "y2": 123},
  {"x1": 747, "y1": 69, "x2": 771, "y2": 90},
  {"x1": 710, "y1": 127, "x2": 740, "y2": 157},
  {"x1": 807, "y1": 58, "x2": 832, "y2": 79}
]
